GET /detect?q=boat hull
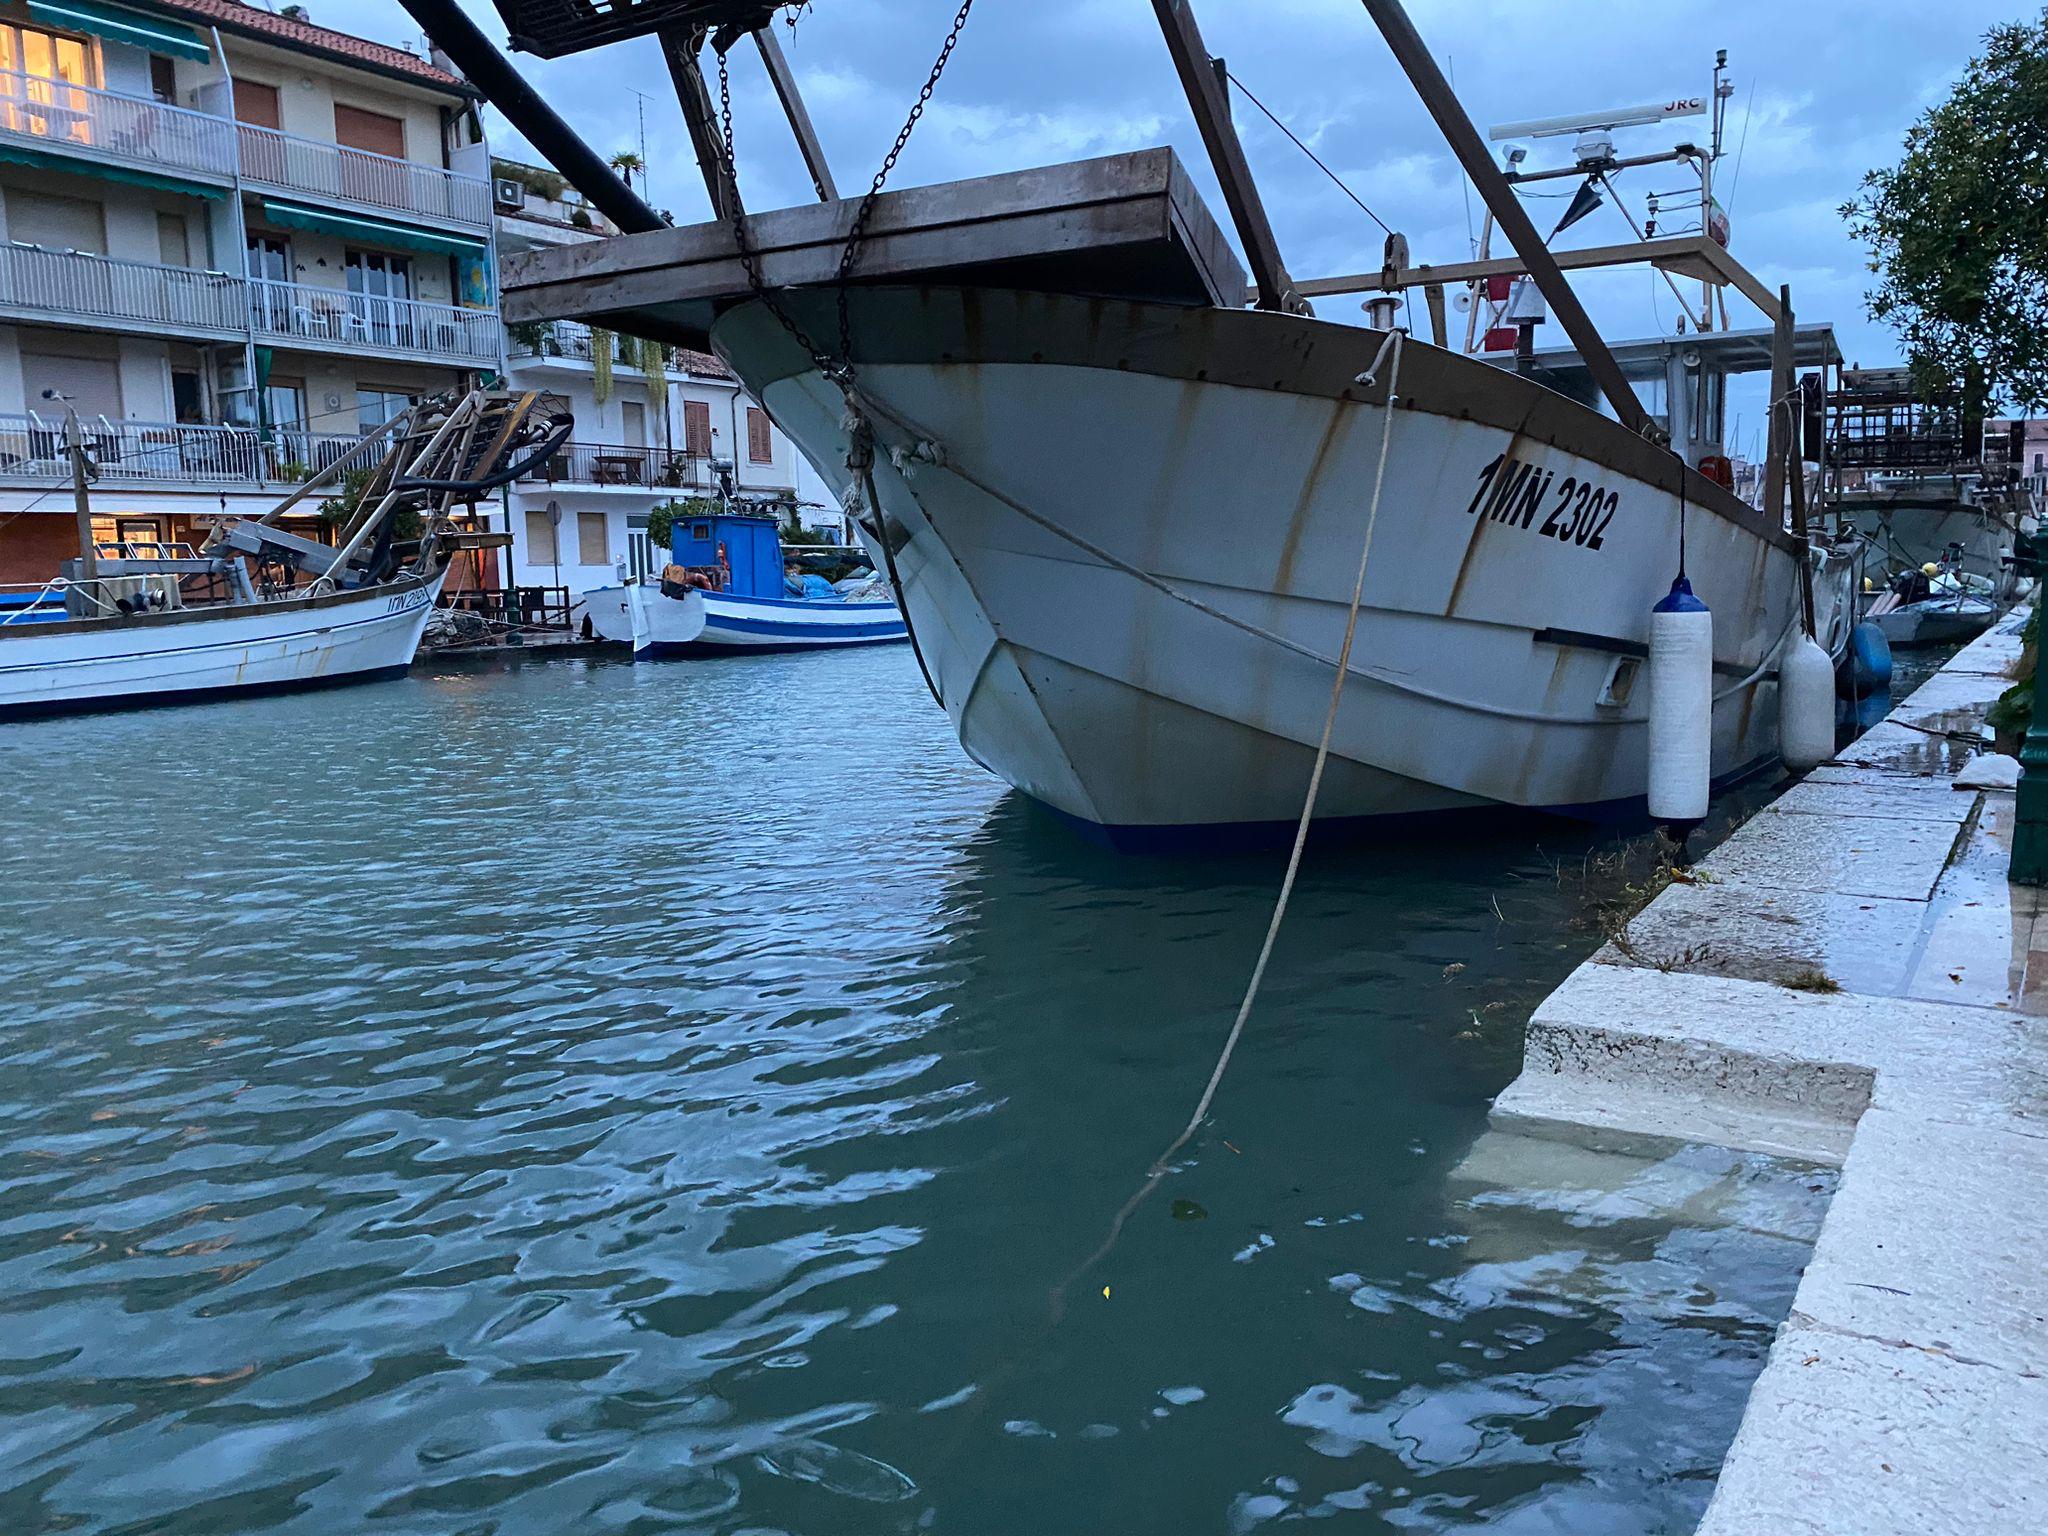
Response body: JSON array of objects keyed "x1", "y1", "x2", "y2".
[
  {"x1": 712, "y1": 288, "x2": 1855, "y2": 840},
  {"x1": 584, "y1": 582, "x2": 908, "y2": 656},
  {"x1": 0, "y1": 574, "x2": 441, "y2": 720},
  {"x1": 1872, "y1": 598, "x2": 1998, "y2": 649}
]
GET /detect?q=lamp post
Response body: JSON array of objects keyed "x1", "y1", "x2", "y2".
[{"x1": 2010, "y1": 528, "x2": 2048, "y2": 884}]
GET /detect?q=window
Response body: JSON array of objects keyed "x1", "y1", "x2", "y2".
[
  {"x1": 333, "y1": 103, "x2": 406, "y2": 158},
  {"x1": 524, "y1": 509, "x2": 557, "y2": 566},
  {"x1": 576, "y1": 512, "x2": 608, "y2": 565},
  {"x1": 22, "y1": 352, "x2": 120, "y2": 417},
  {"x1": 0, "y1": 24, "x2": 96, "y2": 143},
  {"x1": 683, "y1": 399, "x2": 711, "y2": 459},
  {"x1": 148, "y1": 53, "x2": 176, "y2": 105},
  {"x1": 357, "y1": 387, "x2": 412, "y2": 434},
  {"x1": 171, "y1": 369, "x2": 203, "y2": 424},
  {"x1": 8, "y1": 190, "x2": 106, "y2": 253},
  {"x1": 346, "y1": 250, "x2": 413, "y2": 301},
  {"x1": 245, "y1": 233, "x2": 290, "y2": 281},
  {"x1": 157, "y1": 212, "x2": 190, "y2": 267},
  {"x1": 747, "y1": 406, "x2": 773, "y2": 464},
  {"x1": 232, "y1": 78, "x2": 281, "y2": 129}
]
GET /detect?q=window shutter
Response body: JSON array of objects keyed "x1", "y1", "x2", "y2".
[
  {"x1": 683, "y1": 399, "x2": 712, "y2": 458},
  {"x1": 747, "y1": 407, "x2": 773, "y2": 464}
]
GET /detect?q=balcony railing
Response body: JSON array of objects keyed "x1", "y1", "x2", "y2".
[
  {"x1": 522, "y1": 441, "x2": 708, "y2": 490},
  {"x1": 508, "y1": 320, "x2": 671, "y2": 372},
  {"x1": 248, "y1": 278, "x2": 500, "y2": 365},
  {"x1": 0, "y1": 68, "x2": 235, "y2": 182},
  {"x1": 0, "y1": 415, "x2": 366, "y2": 488},
  {"x1": 0, "y1": 244, "x2": 246, "y2": 336},
  {"x1": 237, "y1": 123, "x2": 492, "y2": 228}
]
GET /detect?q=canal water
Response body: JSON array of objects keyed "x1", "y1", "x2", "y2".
[{"x1": 0, "y1": 650, "x2": 1831, "y2": 1535}]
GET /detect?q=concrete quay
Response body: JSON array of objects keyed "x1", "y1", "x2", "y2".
[{"x1": 1493, "y1": 616, "x2": 2046, "y2": 1534}]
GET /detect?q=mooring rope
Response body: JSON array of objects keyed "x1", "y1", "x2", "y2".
[{"x1": 1048, "y1": 328, "x2": 1407, "y2": 1318}]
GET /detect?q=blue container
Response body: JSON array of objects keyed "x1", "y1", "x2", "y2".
[
  {"x1": 671, "y1": 514, "x2": 786, "y2": 599},
  {"x1": 1838, "y1": 621, "x2": 1893, "y2": 699}
]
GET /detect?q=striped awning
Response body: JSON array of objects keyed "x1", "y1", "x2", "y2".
[
  {"x1": 256, "y1": 199, "x2": 490, "y2": 258},
  {"x1": 26, "y1": 0, "x2": 213, "y2": 63}
]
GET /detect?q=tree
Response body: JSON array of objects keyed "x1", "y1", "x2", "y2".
[
  {"x1": 608, "y1": 150, "x2": 645, "y2": 190},
  {"x1": 1843, "y1": 9, "x2": 2048, "y2": 410}
]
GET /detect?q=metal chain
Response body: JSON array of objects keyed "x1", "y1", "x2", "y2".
[
  {"x1": 833, "y1": 0, "x2": 975, "y2": 371},
  {"x1": 709, "y1": 3, "x2": 975, "y2": 391}
]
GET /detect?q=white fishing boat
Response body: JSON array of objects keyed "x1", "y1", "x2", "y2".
[
  {"x1": 1865, "y1": 557, "x2": 2001, "y2": 649},
  {"x1": 583, "y1": 510, "x2": 906, "y2": 656},
  {"x1": 0, "y1": 390, "x2": 568, "y2": 720}
]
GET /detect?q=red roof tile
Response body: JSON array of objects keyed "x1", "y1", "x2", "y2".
[
  {"x1": 674, "y1": 348, "x2": 733, "y2": 380},
  {"x1": 148, "y1": 0, "x2": 471, "y2": 93}
]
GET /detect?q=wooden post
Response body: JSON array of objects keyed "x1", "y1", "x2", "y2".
[
  {"x1": 63, "y1": 408, "x2": 96, "y2": 586},
  {"x1": 1424, "y1": 283, "x2": 1448, "y2": 348},
  {"x1": 754, "y1": 26, "x2": 838, "y2": 202},
  {"x1": 1149, "y1": 0, "x2": 1302, "y2": 314},
  {"x1": 1763, "y1": 283, "x2": 1795, "y2": 524},
  {"x1": 1358, "y1": 0, "x2": 1653, "y2": 438},
  {"x1": 661, "y1": 27, "x2": 744, "y2": 223}
]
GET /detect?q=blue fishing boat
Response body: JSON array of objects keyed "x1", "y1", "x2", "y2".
[{"x1": 584, "y1": 512, "x2": 907, "y2": 657}]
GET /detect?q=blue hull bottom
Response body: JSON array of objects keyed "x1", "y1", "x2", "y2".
[
  {"x1": 1035, "y1": 751, "x2": 1786, "y2": 855},
  {"x1": 0, "y1": 663, "x2": 414, "y2": 723}
]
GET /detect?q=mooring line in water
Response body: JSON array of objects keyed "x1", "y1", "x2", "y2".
[{"x1": 1047, "y1": 329, "x2": 1408, "y2": 1320}]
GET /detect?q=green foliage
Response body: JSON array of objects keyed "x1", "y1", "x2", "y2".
[
  {"x1": 1987, "y1": 603, "x2": 2039, "y2": 743},
  {"x1": 319, "y1": 467, "x2": 419, "y2": 542},
  {"x1": 491, "y1": 158, "x2": 566, "y2": 202},
  {"x1": 590, "y1": 325, "x2": 614, "y2": 405},
  {"x1": 1843, "y1": 9, "x2": 2048, "y2": 410},
  {"x1": 275, "y1": 460, "x2": 312, "y2": 483},
  {"x1": 507, "y1": 319, "x2": 550, "y2": 353},
  {"x1": 646, "y1": 497, "x2": 722, "y2": 558}
]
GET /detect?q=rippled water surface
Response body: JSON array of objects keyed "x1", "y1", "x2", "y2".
[{"x1": 0, "y1": 650, "x2": 1829, "y2": 1534}]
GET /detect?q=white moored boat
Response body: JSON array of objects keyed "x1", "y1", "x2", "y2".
[
  {"x1": 583, "y1": 509, "x2": 907, "y2": 657},
  {"x1": 467, "y1": 0, "x2": 1861, "y2": 846},
  {"x1": 0, "y1": 575, "x2": 443, "y2": 720},
  {"x1": 0, "y1": 389, "x2": 567, "y2": 720},
  {"x1": 715, "y1": 287, "x2": 1855, "y2": 843}
]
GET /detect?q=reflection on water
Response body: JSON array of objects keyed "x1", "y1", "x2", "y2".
[{"x1": 0, "y1": 650, "x2": 1824, "y2": 1534}]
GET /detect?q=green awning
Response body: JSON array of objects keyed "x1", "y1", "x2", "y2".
[
  {"x1": 256, "y1": 199, "x2": 490, "y2": 258},
  {"x1": 26, "y1": 0, "x2": 212, "y2": 62},
  {"x1": 0, "y1": 141, "x2": 225, "y2": 197}
]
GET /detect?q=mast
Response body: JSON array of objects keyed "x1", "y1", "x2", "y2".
[
  {"x1": 1357, "y1": 0, "x2": 1655, "y2": 438},
  {"x1": 1149, "y1": 1, "x2": 1304, "y2": 314},
  {"x1": 63, "y1": 406, "x2": 95, "y2": 587}
]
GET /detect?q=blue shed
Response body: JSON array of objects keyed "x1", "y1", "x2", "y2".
[{"x1": 671, "y1": 513, "x2": 785, "y2": 599}]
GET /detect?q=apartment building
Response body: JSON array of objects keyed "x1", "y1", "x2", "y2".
[
  {"x1": 494, "y1": 162, "x2": 801, "y2": 611},
  {"x1": 0, "y1": 0, "x2": 500, "y2": 582}
]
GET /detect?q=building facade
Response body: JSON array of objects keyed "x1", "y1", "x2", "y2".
[
  {"x1": 493, "y1": 164, "x2": 801, "y2": 614},
  {"x1": 0, "y1": 0, "x2": 499, "y2": 583}
]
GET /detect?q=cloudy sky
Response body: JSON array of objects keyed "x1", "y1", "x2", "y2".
[{"x1": 346, "y1": 0, "x2": 2019, "y2": 466}]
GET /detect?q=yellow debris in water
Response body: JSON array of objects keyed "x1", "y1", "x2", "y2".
[{"x1": 1102, "y1": 1286, "x2": 1111, "y2": 1299}]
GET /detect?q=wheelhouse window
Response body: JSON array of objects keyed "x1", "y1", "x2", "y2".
[{"x1": 0, "y1": 22, "x2": 98, "y2": 145}]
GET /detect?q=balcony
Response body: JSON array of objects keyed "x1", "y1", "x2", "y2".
[
  {"x1": 0, "y1": 414, "x2": 366, "y2": 488},
  {"x1": 508, "y1": 319, "x2": 672, "y2": 372},
  {"x1": 521, "y1": 440, "x2": 709, "y2": 490},
  {"x1": 249, "y1": 278, "x2": 501, "y2": 366},
  {"x1": 237, "y1": 123, "x2": 492, "y2": 231},
  {"x1": 0, "y1": 69, "x2": 236, "y2": 188},
  {"x1": 0, "y1": 244, "x2": 246, "y2": 339}
]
